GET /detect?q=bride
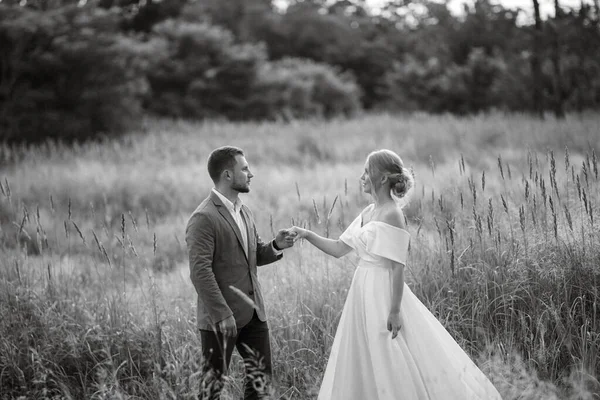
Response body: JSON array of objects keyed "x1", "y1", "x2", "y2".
[{"x1": 290, "y1": 149, "x2": 502, "y2": 400}]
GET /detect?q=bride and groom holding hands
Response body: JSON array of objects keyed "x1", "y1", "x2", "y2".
[{"x1": 186, "y1": 146, "x2": 502, "y2": 400}]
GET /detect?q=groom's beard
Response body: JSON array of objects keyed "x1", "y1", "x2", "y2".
[{"x1": 232, "y1": 181, "x2": 250, "y2": 193}]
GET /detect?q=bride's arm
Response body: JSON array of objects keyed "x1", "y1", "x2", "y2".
[
  {"x1": 290, "y1": 227, "x2": 353, "y2": 259},
  {"x1": 389, "y1": 260, "x2": 405, "y2": 313},
  {"x1": 383, "y1": 208, "x2": 407, "y2": 338},
  {"x1": 387, "y1": 258, "x2": 405, "y2": 338}
]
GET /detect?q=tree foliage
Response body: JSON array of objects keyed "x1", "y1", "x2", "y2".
[
  {"x1": 251, "y1": 58, "x2": 361, "y2": 120},
  {"x1": 0, "y1": 4, "x2": 149, "y2": 142},
  {"x1": 1, "y1": 0, "x2": 599, "y2": 142}
]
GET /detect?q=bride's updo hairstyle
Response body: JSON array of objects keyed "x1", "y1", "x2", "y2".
[{"x1": 366, "y1": 149, "x2": 415, "y2": 199}]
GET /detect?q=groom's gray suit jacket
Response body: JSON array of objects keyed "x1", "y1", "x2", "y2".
[{"x1": 186, "y1": 191, "x2": 282, "y2": 331}]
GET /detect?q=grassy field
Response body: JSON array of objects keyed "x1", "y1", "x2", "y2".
[{"x1": 1, "y1": 112, "x2": 599, "y2": 399}]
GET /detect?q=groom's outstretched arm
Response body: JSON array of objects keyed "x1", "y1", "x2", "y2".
[
  {"x1": 186, "y1": 212, "x2": 233, "y2": 324},
  {"x1": 256, "y1": 228, "x2": 296, "y2": 266},
  {"x1": 256, "y1": 225, "x2": 284, "y2": 266}
]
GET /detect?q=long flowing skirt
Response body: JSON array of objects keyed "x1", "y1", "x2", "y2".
[{"x1": 318, "y1": 264, "x2": 502, "y2": 400}]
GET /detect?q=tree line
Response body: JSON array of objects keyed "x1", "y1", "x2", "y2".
[{"x1": 1, "y1": 0, "x2": 599, "y2": 142}]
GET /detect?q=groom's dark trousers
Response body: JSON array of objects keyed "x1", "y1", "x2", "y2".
[
  {"x1": 200, "y1": 311, "x2": 272, "y2": 399},
  {"x1": 186, "y1": 191, "x2": 282, "y2": 400}
]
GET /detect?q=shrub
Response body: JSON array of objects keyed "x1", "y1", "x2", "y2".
[{"x1": 250, "y1": 58, "x2": 361, "y2": 120}]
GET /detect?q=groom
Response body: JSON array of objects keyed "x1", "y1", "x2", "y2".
[{"x1": 186, "y1": 146, "x2": 295, "y2": 399}]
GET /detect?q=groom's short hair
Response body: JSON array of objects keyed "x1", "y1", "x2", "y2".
[{"x1": 207, "y1": 146, "x2": 245, "y2": 183}]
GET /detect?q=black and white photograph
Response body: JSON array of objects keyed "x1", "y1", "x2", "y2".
[{"x1": 0, "y1": 0, "x2": 599, "y2": 399}]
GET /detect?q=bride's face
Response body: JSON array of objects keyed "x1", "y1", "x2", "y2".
[{"x1": 360, "y1": 163, "x2": 373, "y2": 194}]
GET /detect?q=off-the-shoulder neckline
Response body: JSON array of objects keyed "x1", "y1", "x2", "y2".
[
  {"x1": 360, "y1": 220, "x2": 409, "y2": 234},
  {"x1": 359, "y1": 204, "x2": 408, "y2": 234}
]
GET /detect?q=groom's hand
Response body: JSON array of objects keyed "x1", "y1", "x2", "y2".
[
  {"x1": 217, "y1": 315, "x2": 237, "y2": 337},
  {"x1": 274, "y1": 229, "x2": 296, "y2": 250}
]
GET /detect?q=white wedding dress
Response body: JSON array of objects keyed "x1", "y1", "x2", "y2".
[{"x1": 318, "y1": 206, "x2": 502, "y2": 400}]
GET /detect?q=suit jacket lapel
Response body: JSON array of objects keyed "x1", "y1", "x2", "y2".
[{"x1": 210, "y1": 192, "x2": 248, "y2": 261}]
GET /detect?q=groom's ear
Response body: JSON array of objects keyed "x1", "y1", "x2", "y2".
[{"x1": 222, "y1": 170, "x2": 232, "y2": 181}]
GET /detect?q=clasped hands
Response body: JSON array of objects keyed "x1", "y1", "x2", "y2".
[
  {"x1": 274, "y1": 226, "x2": 310, "y2": 249},
  {"x1": 274, "y1": 228, "x2": 298, "y2": 250}
]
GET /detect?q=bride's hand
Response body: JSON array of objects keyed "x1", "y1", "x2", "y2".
[
  {"x1": 289, "y1": 226, "x2": 308, "y2": 240},
  {"x1": 387, "y1": 311, "x2": 403, "y2": 339}
]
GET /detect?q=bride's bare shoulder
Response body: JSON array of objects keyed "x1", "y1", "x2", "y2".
[{"x1": 381, "y1": 207, "x2": 406, "y2": 230}]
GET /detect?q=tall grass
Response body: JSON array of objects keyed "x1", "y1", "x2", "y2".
[{"x1": 0, "y1": 112, "x2": 599, "y2": 399}]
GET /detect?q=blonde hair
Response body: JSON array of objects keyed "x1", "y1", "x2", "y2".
[{"x1": 366, "y1": 149, "x2": 414, "y2": 198}]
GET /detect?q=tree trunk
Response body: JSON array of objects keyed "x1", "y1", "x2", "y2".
[
  {"x1": 551, "y1": 0, "x2": 565, "y2": 118},
  {"x1": 531, "y1": 0, "x2": 544, "y2": 118}
]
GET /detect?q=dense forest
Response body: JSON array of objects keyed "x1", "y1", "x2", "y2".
[{"x1": 1, "y1": 0, "x2": 599, "y2": 142}]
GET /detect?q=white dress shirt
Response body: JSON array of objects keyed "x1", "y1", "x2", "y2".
[{"x1": 212, "y1": 189, "x2": 283, "y2": 257}]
